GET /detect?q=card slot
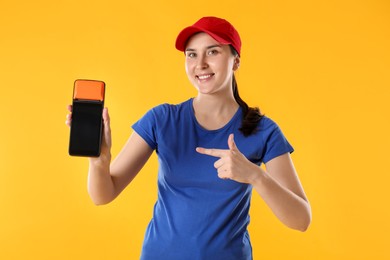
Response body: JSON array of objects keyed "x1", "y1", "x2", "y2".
[{"x1": 73, "y1": 80, "x2": 105, "y2": 101}]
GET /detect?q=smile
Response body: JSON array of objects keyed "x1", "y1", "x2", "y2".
[{"x1": 196, "y1": 74, "x2": 214, "y2": 80}]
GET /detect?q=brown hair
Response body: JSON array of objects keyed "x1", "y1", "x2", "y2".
[{"x1": 230, "y1": 46, "x2": 264, "y2": 136}]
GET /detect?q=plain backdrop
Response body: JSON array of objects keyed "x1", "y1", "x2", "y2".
[{"x1": 0, "y1": 0, "x2": 389, "y2": 259}]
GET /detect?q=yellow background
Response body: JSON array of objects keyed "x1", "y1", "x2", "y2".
[{"x1": 1, "y1": 0, "x2": 389, "y2": 259}]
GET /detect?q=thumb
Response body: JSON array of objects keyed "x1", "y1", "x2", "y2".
[
  {"x1": 228, "y1": 133, "x2": 237, "y2": 151},
  {"x1": 101, "y1": 107, "x2": 112, "y2": 150},
  {"x1": 102, "y1": 107, "x2": 110, "y2": 126},
  {"x1": 102, "y1": 107, "x2": 111, "y2": 141}
]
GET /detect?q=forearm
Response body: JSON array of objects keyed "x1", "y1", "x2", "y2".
[
  {"x1": 87, "y1": 155, "x2": 116, "y2": 205},
  {"x1": 252, "y1": 167, "x2": 311, "y2": 232}
]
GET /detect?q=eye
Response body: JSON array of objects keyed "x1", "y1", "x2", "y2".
[
  {"x1": 186, "y1": 52, "x2": 197, "y2": 58},
  {"x1": 208, "y1": 49, "x2": 218, "y2": 55}
]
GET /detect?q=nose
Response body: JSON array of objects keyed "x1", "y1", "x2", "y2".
[{"x1": 195, "y1": 54, "x2": 208, "y2": 70}]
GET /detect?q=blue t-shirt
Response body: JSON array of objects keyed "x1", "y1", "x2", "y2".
[{"x1": 132, "y1": 98, "x2": 293, "y2": 260}]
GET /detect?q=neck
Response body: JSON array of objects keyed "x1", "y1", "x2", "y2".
[
  {"x1": 193, "y1": 93, "x2": 239, "y2": 117},
  {"x1": 192, "y1": 94, "x2": 239, "y2": 131}
]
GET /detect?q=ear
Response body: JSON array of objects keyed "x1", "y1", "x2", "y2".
[{"x1": 233, "y1": 56, "x2": 240, "y2": 71}]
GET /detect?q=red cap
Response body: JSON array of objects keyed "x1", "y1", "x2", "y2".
[{"x1": 175, "y1": 16, "x2": 241, "y2": 56}]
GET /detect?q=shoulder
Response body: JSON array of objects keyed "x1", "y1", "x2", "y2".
[
  {"x1": 257, "y1": 116, "x2": 290, "y2": 145},
  {"x1": 150, "y1": 99, "x2": 191, "y2": 115},
  {"x1": 140, "y1": 99, "x2": 192, "y2": 127},
  {"x1": 259, "y1": 116, "x2": 279, "y2": 132}
]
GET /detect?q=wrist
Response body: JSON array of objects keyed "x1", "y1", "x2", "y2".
[
  {"x1": 249, "y1": 166, "x2": 266, "y2": 186},
  {"x1": 89, "y1": 153, "x2": 111, "y2": 169}
]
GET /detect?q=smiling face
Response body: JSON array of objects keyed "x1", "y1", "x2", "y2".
[{"x1": 184, "y1": 32, "x2": 240, "y2": 96}]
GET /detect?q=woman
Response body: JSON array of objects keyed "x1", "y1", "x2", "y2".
[{"x1": 66, "y1": 16, "x2": 311, "y2": 260}]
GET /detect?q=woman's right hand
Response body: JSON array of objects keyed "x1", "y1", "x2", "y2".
[
  {"x1": 66, "y1": 105, "x2": 112, "y2": 164},
  {"x1": 93, "y1": 107, "x2": 112, "y2": 164}
]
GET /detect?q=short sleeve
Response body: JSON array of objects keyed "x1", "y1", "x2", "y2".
[
  {"x1": 261, "y1": 118, "x2": 294, "y2": 163},
  {"x1": 132, "y1": 107, "x2": 159, "y2": 150}
]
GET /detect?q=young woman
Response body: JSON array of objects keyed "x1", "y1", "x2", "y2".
[{"x1": 66, "y1": 16, "x2": 311, "y2": 260}]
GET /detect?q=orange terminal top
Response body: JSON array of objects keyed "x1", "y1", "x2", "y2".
[{"x1": 73, "y1": 80, "x2": 105, "y2": 101}]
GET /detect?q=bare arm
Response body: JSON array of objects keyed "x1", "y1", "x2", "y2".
[
  {"x1": 252, "y1": 153, "x2": 311, "y2": 231},
  {"x1": 67, "y1": 105, "x2": 153, "y2": 205},
  {"x1": 88, "y1": 131, "x2": 153, "y2": 205}
]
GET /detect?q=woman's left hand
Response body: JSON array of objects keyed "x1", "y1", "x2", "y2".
[{"x1": 196, "y1": 134, "x2": 261, "y2": 184}]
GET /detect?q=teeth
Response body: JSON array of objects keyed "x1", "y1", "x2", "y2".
[{"x1": 198, "y1": 74, "x2": 212, "y2": 80}]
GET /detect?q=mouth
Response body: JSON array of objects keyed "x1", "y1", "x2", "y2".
[{"x1": 196, "y1": 73, "x2": 214, "y2": 80}]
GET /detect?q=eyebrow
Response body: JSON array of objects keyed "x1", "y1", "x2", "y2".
[{"x1": 185, "y1": 44, "x2": 222, "y2": 52}]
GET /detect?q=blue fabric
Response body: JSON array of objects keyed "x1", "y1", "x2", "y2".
[{"x1": 132, "y1": 98, "x2": 293, "y2": 260}]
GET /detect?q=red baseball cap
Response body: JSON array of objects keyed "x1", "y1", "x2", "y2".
[{"x1": 175, "y1": 16, "x2": 241, "y2": 56}]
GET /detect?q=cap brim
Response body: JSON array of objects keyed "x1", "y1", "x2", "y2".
[{"x1": 175, "y1": 26, "x2": 231, "y2": 52}]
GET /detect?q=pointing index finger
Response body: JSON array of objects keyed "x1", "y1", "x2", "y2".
[{"x1": 196, "y1": 147, "x2": 227, "y2": 158}]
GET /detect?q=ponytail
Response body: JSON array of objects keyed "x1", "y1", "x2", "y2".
[
  {"x1": 232, "y1": 74, "x2": 263, "y2": 136},
  {"x1": 228, "y1": 45, "x2": 263, "y2": 136}
]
